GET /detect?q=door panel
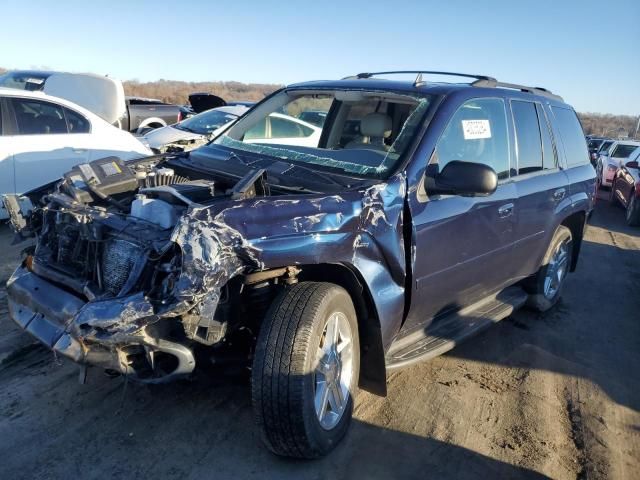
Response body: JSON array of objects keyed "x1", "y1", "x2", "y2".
[
  {"x1": 7, "y1": 97, "x2": 91, "y2": 193},
  {"x1": 11, "y1": 135, "x2": 88, "y2": 193},
  {"x1": 405, "y1": 181, "x2": 518, "y2": 331},
  {"x1": 512, "y1": 170, "x2": 569, "y2": 277},
  {"x1": 404, "y1": 97, "x2": 518, "y2": 333},
  {"x1": 510, "y1": 101, "x2": 569, "y2": 278}
]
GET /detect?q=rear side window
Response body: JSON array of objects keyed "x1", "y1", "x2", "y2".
[
  {"x1": 10, "y1": 98, "x2": 68, "y2": 135},
  {"x1": 64, "y1": 107, "x2": 90, "y2": 134},
  {"x1": 599, "y1": 140, "x2": 613, "y2": 153},
  {"x1": 551, "y1": 107, "x2": 589, "y2": 167},
  {"x1": 610, "y1": 144, "x2": 639, "y2": 158},
  {"x1": 434, "y1": 98, "x2": 510, "y2": 179},
  {"x1": 512, "y1": 101, "x2": 543, "y2": 174}
]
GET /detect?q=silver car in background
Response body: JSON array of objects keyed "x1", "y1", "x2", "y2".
[
  {"x1": 596, "y1": 140, "x2": 640, "y2": 188},
  {"x1": 144, "y1": 105, "x2": 250, "y2": 153}
]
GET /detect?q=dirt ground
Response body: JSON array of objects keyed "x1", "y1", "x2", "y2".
[{"x1": 0, "y1": 192, "x2": 638, "y2": 480}]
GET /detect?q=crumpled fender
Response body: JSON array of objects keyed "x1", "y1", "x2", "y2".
[{"x1": 170, "y1": 173, "x2": 408, "y2": 347}]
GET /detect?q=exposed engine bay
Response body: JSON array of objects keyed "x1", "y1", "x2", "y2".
[
  {"x1": 4, "y1": 143, "x2": 408, "y2": 391},
  {"x1": 4, "y1": 154, "x2": 300, "y2": 382}
]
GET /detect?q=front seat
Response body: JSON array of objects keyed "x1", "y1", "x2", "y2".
[{"x1": 345, "y1": 112, "x2": 392, "y2": 151}]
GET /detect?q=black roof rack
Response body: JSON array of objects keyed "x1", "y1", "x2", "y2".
[
  {"x1": 343, "y1": 70, "x2": 563, "y2": 102},
  {"x1": 471, "y1": 78, "x2": 563, "y2": 102},
  {"x1": 344, "y1": 70, "x2": 496, "y2": 84}
]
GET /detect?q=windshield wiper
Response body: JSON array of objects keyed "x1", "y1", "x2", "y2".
[{"x1": 229, "y1": 151, "x2": 351, "y2": 189}]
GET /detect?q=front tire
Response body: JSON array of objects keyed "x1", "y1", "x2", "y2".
[
  {"x1": 251, "y1": 282, "x2": 360, "y2": 458},
  {"x1": 524, "y1": 225, "x2": 573, "y2": 312}
]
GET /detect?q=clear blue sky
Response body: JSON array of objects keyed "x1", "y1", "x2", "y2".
[{"x1": 2, "y1": 0, "x2": 638, "y2": 115}]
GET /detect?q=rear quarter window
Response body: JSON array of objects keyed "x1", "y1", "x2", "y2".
[{"x1": 551, "y1": 107, "x2": 589, "y2": 167}]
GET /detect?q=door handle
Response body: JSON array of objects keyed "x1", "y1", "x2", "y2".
[
  {"x1": 553, "y1": 188, "x2": 566, "y2": 200},
  {"x1": 498, "y1": 203, "x2": 514, "y2": 218},
  {"x1": 72, "y1": 148, "x2": 88, "y2": 153}
]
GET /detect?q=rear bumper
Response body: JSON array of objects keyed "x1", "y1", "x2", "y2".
[{"x1": 6, "y1": 266, "x2": 195, "y2": 382}]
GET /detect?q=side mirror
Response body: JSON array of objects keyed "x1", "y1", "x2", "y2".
[
  {"x1": 431, "y1": 160, "x2": 498, "y2": 196},
  {"x1": 625, "y1": 160, "x2": 639, "y2": 169}
]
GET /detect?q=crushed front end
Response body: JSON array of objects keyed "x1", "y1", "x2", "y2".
[{"x1": 4, "y1": 155, "x2": 283, "y2": 382}]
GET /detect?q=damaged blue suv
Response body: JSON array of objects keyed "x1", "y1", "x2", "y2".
[{"x1": 4, "y1": 71, "x2": 595, "y2": 458}]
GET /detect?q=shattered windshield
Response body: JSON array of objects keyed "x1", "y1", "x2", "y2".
[{"x1": 213, "y1": 89, "x2": 432, "y2": 178}]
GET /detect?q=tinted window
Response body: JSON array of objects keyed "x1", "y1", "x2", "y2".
[
  {"x1": 0, "y1": 72, "x2": 48, "y2": 91},
  {"x1": 434, "y1": 98, "x2": 510, "y2": 179},
  {"x1": 512, "y1": 101, "x2": 543, "y2": 174},
  {"x1": 537, "y1": 104, "x2": 557, "y2": 169},
  {"x1": 552, "y1": 107, "x2": 589, "y2": 167},
  {"x1": 11, "y1": 98, "x2": 68, "y2": 135},
  {"x1": 611, "y1": 144, "x2": 639, "y2": 158},
  {"x1": 64, "y1": 108, "x2": 90, "y2": 134},
  {"x1": 270, "y1": 116, "x2": 313, "y2": 138},
  {"x1": 599, "y1": 140, "x2": 613, "y2": 153}
]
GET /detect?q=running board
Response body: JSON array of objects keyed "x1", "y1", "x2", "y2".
[{"x1": 386, "y1": 286, "x2": 528, "y2": 370}]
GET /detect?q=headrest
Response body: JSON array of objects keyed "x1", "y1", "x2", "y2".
[{"x1": 360, "y1": 113, "x2": 392, "y2": 138}]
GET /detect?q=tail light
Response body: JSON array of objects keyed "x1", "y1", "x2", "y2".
[{"x1": 177, "y1": 111, "x2": 183, "y2": 123}]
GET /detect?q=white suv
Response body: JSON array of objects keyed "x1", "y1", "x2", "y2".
[{"x1": 0, "y1": 87, "x2": 151, "y2": 219}]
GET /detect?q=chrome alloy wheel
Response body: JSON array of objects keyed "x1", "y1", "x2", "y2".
[
  {"x1": 544, "y1": 239, "x2": 570, "y2": 299},
  {"x1": 314, "y1": 311, "x2": 353, "y2": 430}
]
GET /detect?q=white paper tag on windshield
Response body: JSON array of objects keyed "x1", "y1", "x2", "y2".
[{"x1": 462, "y1": 119, "x2": 491, "y2": 139}]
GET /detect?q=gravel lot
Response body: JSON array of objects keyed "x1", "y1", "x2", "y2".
[{"x1": 1, "y1": 192, "x2": 638, "y2": 480}]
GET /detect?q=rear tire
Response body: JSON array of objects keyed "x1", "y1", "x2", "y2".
[
  {"x1": 524, "y1": 225, "x2": 573, "y2": 312},
  {"x1": 251, "y1": 282, "x2": 360, "y2": 458},
  {"x1": 626, "y1": 194, "x2": 640, "y2": 226}
]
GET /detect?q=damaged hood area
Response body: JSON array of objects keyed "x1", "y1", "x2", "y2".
[
  {"x1": 5, "y1": 149, "x2": 408, "y2": 380},
  {"x1": 144, "y1": 125, "x2": 206, "y2": 152}
]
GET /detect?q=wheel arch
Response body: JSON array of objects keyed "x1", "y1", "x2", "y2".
[
  {"x1": 298, "y1": 263, "x2": 387, "y2": 396},
  {"x1": 136, "y1": 117, "x2": 167, "y2": 134},
  {"x1": 560, "y1": 210, "x2": 587, "y2": 272}
]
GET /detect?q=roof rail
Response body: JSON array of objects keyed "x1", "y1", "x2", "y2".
[
  {"x1": 471, "y1": 78, "x2": 563, "y2": 101},
  {"x1": 343, "y1": 71, "x2": 497, "y2": 85},
  {"x1": 342, "y1": 70, "x2": 563, "y2": 102}
]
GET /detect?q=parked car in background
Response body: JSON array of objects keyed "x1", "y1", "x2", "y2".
[
  {"x1": 595, "y1": 140, "x2": 640, "y2": 188},
  {"x1": 0, "y1": 87, "x2": 151, "y2": 219},
  {"x1": 0, "y1": 70, "x2": 182, "y2": 134},
  {"x1": 587, "y1": 136, "x2": 610, "y2": 164},
  {"x1": 144, "y1": 105, "x2": 250, "y2": 153},
  {"x1": 243, "y1": 112, "x2": 322, "y2": 146},
  {"x1": 611, "y1": 147, "x2": 640, "y2": 225},
  {"x1": 3, "y1": 71, "x2": 595, "y2": 458}
]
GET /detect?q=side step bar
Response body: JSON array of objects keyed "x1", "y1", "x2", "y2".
[{"x1": 386, "y1": 286, "x2": 527, "y2": 370}]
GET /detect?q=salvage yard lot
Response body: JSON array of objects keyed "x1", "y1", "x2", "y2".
[{"x1": 0, "y1": 193, "x2": 638, "y2": 480}]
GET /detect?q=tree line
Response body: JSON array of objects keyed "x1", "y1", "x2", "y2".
[{"x1": 1, "y1": 68, "x2": 637, "y2": 138}]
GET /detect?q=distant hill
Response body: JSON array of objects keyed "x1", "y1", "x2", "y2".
[
  {"x1": 578, "y1": 112, "x2": 638, "y2": 138},
  {"x1": 123, "y1": 79, "x2": 281, "y2": 105},
  {"x1": 0, "y1": 67, "x2": 636, "y2": 138}
]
